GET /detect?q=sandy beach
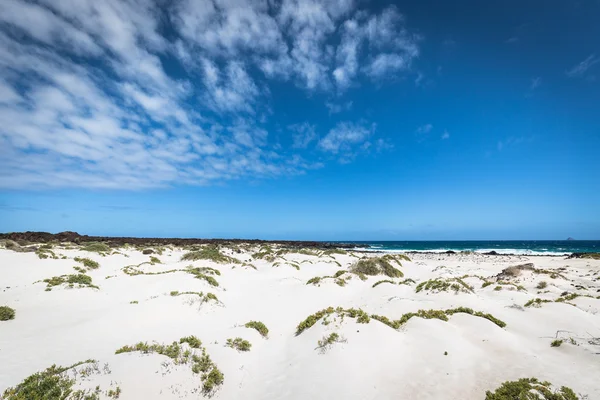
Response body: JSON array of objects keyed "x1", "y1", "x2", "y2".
[{"x1": 1, "y1": 242, "x2": 599, "y2": 399}]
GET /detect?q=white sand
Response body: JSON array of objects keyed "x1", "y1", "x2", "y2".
[{"x1": 1, "y1": 246, "x2": 599, "y2": 399}]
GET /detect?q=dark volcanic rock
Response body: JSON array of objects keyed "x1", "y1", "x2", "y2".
[
  {"x1": 0, "y1": 231, "x2": 360, "y2": 250},
  {"x1": 483, "y1": 251, "x2": 499, "y2": 255}
]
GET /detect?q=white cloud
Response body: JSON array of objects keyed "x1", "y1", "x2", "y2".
[
  {"x1": 530, "y1": 77, "x2": 542, "y2": 90},
  {"x1": 0, "y1": 0, "x2": 418, "y2": 190},
  {"x1": 441, "y1": 130, "x2": 450, "y2": 140},
  {"x1": 289, "y1": 123, "x2": 317, "y2": 149},
  {"x1": 319, "y1": 121, "x2": 375, "y2": 155},
  {"x1": 325, "y1": 100, "x2": 353, "y2": 114},
  {"x1": 416, "y1": 124, "x2": 433, "y2": 134},
  {"x1": 566, "y1": 54, "x2": 600, "y2": 78}
]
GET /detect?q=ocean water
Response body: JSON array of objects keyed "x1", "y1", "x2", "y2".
[{"x1": 343, "y1": 240, "x2": 600, "y2": 256}]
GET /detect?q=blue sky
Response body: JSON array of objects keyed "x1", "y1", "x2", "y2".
[{"x1": 0, "y1": 0, "x2": 599, "y2": 240}]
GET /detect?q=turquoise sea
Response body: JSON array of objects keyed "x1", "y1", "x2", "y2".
[{"x1": 343, "y1": 240, "x2": 600, "y2": 255}]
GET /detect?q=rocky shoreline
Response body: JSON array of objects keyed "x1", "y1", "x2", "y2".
[{"x1": 0, "y1": 231, "x2": 360, "y2": 250}]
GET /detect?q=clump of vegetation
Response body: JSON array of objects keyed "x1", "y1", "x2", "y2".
[
  {"x1": 186, "y1": 267, "x2": 220, "y2": 287},
  {"x1": 181, "y1": 245, "x2": 238, "y2": 264},
  {"x1": 245, "y1": 321, "x2": 269, "y2": 338},
  {"x1": 296, "y1": 305, "x2": 507, "y2": 335},
  {"x1": 74, "y1": 257, "x2": 99, "y2": 270},
  {"x1": 445, "y1": 307, "x2": 507, "y2": 328},
  {"x1": 115, "y1": 337, "x2": 224, "y2": 395},
  {"x1": 43, "y1": 274, "x2": 98, "y2": 290},
  {"x1": 226, "y1": 337, "x2": 252, "y2": 352},
  {"x1": 537, "y1": 281, "x2": 548, "y2": 289},
  {"x1": 82, "y1": 242, "x2": 111, "y2": 253},
  {"x1": 36, "y1": 247, "x2": 59, "y2": 259},
  {"x1": 149, "y1": 256, "x2": 161, "y2": 264},
  {"x1": 107, "y1": 386, "x2": 122, "y2": 398},
  {"x1": 306, "y1": 276, "x2": 322, "y2": 285},
  {"x1": 555, "y1": 293, "x2": 579, "y2": 303},
  {"x1": 170, "y1": 290, "x2": 219, "y2": 304},
  {"x1": 494, "y1": 286, "x2": 503, "y2": 291},
  {"x1": 416, "y1": 278, "x2": 473, "y2": 294},
  {"x1": 0, "y1": 306, "x2": 16, "y2": 321},
  {"x1": 372, "y1": 279, "x2": 395, "y2": 288},
  {"x1": 482, "y1": 281, "x2": 493, "y2": 288},
  {"x1": 524, "y1": 298, "x2": 552, "y2": 308},
  {"x1": 180, "y1": 335, "x2": 202, "y2": 348},
  {"x1": 296, "y1": 307, "x2": 336, "y2": 335},
  {"x1": 372, "y1": 278, "x2": 416, "y2": 288},
  {"x1": 316, "y1": 332, "x2": 345, "y2": 352},
  {"x1": 485, "y1": 377, "x2": 580, "y2": 399},
  {"x1": 130, "y1": 300, "x2": 138, "y2": 304},
  {"x1": 551, "y1": 339, "x2": 563, "y2": 347},
  {"x1": 2, "y1": 359, "x2": 97, "y2": 399},
  {"x1": 350, "y1": 255, "x2": 404, "y2": 278}
]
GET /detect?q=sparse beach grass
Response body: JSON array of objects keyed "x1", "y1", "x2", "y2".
[
  {"x1": 415, "y1": 278, "x2": 474, "y2": 293},
  {"x1": 2, "y1": 359, "x2": 97, "y2": 399},
  {"x1": 42, "y1": 273, "x2": 98, "y2": 290},
  {"x1": 115, "y1": 338, "x2": 224, "y2": 395},
  {"x1": 296, "y1": 305, "x2": 506, "y2": 335},
  {"x1": 181, "y1": 245, "x2": 239, "y2": 264}
]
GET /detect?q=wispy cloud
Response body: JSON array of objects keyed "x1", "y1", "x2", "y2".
[
  {"x1": 441, "y1": 130, "x2": 450, "y2": 140},
  {"x1": 289, "y1": 123, "x2": 317, "y2": 149},
  {"x1": 566, "y1": 54, "x2": 600, "y2": 78},
  {"x1": 416, "y1": 124, "x2": 433, "y2": 134},
  {"x1": 325, "y1": 101, "x2": 353, "y2": 114},
  {"x1": 530, "y1": 77, "x2": 542, "y2": 90},
  {"x1": 0, "y1": 0, "x2": 417, "y2": 189},
  {"x1": 319, "y1": 121, "x2": 376, "y2": 157}
]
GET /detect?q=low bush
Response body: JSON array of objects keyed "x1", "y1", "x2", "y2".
[
  {"x1": 245, "y1": 321, "x2": 269, "y2": 338},
  {"x1": 226, "y1": 337, "x2": 251, "y2": 352},
  {"x1": 0, "y1": 306, "x2": 16, "y2": 321},
  {"x1": 485, "y1": 378, "x2": 580, "y2": 399}
]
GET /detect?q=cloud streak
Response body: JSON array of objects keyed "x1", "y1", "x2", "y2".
[{"x1": 0, "y1": 0, "x2": 418, "y2": 189}]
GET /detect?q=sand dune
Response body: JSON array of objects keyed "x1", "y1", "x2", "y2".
[{"x1": 1, "y1": 243, "x2": 599, "y2": 399}]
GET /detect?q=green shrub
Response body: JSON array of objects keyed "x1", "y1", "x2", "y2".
[
  {"x1": 350, "y1": 256, "x2": 403, "y2": 278},
  {"x1": 180, "y1": 336, "x2": 202, "y2": 348},
  {"x1": 317, "y1": 332, "x2": 341, "y2": 349},
  {"x1": 537, "y1": 281, "x2": 548, "y2": 289},
  {"x1": 181, "y1": 246, "x2": 237, "y2": 264},
  {"x1": 524, "y1": 298, "x2": 551, "y2": 308},
  {"x1": 82, "y1": 243, "x2": 110, "y2": 253},
  {"x1": 107, "y1": 386, "x2": 122, "y2": 398},
  {"x1": 0, "y1": 306, "x2": 16, "y2": 321},
  {"x1": 306, "y1": 276, "x2": 321, "y2": 285},
  {"x1": 149, "y1": 256, "x2": 161, "y2": 264},
  {"x1": 245, "y1": 321, "x2": 269, "y2": 338},
  {"x1": 186, "y1": 267, "x2": 220, "y2": 286},
  {"x1": 2, "y1": 360, "x2": 96, "y2": 399},
  {"x1": 74, "y1": 257, "x2": 99, "y2": 269},
  {"x1": 551, "y1": 339, "x2": 563, "y2": 347},
  {"x1": 226, "y1": 337, "x2": 251, "y2": 352},
  {"x1": 372, "y1": 279, "x2": 395, "y2": 288},
  {"x1": 416, "y1": 278, "x2": 473, "y2": 293},
  {"x1": 485, "y1": 377, "x2": 580, "y2": 399},
  {"x1": 296, "y1": 307, "x2": 336, "y2": 335},
  {"x1": 43, "y1": 274, "x2": 98, "y2": 289}
]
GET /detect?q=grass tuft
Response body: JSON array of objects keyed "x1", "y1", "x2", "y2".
[{"x1": 350, "y1": 256, "x2": 403, "y2": 278}]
